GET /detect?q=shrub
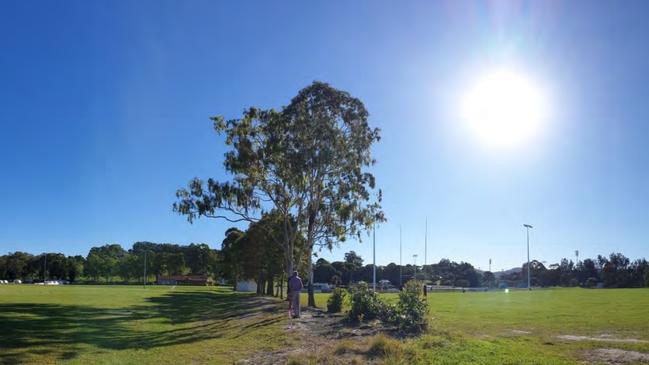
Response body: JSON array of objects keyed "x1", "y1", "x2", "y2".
[
  {"x1": 569, "y1": 278, "x2": 579, "y2": 287},
  {"x1": 347, "y1": 282, "x2": 383, "y2": 322},
  {"x1": 327, "y1": 287, "x2": 346, "y2": 313},
  {"x1": 395, "y1": 280, "x2": 429, "y2": 333}
]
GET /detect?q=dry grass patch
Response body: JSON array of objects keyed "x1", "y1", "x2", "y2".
[{"x1": 365, "y1": 334, "x2": 403, "y2": 359}]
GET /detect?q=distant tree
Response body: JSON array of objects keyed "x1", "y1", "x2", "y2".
[
  {"x1": 2, "y1": 252, "x2": 33, "y2": 280},
  {"x1": 585, "y1": 277, "x2": 598, "y2": 288},
  {"x1": 218, "y1": 228, "x2": 244, "y2": 289},
  {"x1": 86, "y1": 244, "x2": 126, "y2": 282},
  {"x1": 344, "y1": 251, "x2": 364, "y2": 284},
  {"x1": 383, "y1": 263, "x2": 401, "y2": 287},
  {"x1": 313, "y1": 258, "x2": 339, "y2": 283},
  {"x1": 455, "y1": 279, "x2": 470, "y2": 288},
  {"x1": 482, "y1": 271, "x2": 496, "y2": 288},
  {"x1": 67, "y1": 255, "x2": 85, "y2": 282},
  {"x1": 575, "y1": 258, "x2": 598, "y2": 285}
]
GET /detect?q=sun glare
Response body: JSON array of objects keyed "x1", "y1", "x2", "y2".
[{"x1": 461, "y1": 69, "x2": 547, "y2": 148}]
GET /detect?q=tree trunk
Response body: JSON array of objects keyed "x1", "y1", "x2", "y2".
[
  {"x1": 266, "y1": 273, "x2": 273, "y2": 295},
  {"x1": 307, "y1": 250, "x2": 316, "y2": 307}
]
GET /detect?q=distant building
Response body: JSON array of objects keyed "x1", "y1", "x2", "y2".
[
  {"x1": 156, "y1": 275, "x2": 213, "y2": 286},
  {"x1": 236, "y1": 280, "x2": 257, "y2": 292}
]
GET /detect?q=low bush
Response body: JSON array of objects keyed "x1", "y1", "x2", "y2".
[
  {"x1": 327, "y1": 287, "x2": 346, "y2": 313},
  {"x1": 347, "y1": 282, "x2": 383, "y2": 322},
  {"x1": 395, "y1": 280, "x2": 429, "y2": 333}
]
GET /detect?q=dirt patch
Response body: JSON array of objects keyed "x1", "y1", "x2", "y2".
[
  {"x1": 508, "y1": 329, "x2": 532, "y2": 336},
  {"x1": 557, "y1": 335, "x2": 648, "y2": 344},
  {"x1": 584, "y1": 348, "x2": 649, "y2": 364},
  {"x1": 239, "y1": 307, "x2": 392, "y2": 365}
]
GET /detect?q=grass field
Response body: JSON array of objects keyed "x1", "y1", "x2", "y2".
[
  {"x1": 1, "y1": 286, "x2": 648, "y2": 364},
  {"x1": 0, "y1": 285, "x2": 290, "y2": 365}
]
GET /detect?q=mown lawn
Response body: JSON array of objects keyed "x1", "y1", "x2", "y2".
[
  {"x1": 1, "y1": 286, "x2": 648, "y2": 364},
  {"x1": 0, "y1": 285, "x2": 289, "y2": 365},
  {"x1": 312, "y1": 288, "x2": 649, "y2": 364}
]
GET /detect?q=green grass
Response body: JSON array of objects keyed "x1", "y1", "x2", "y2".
[
  {"x1": 302, "y1": 288, "x2": 649, "y2": 364},
  {"x1": 377, "y1": 288, "x2": 649, "y2": 364},
  {"x1": 1, "y1": 286, "x2": 648, "y2": 364},
  {"x1": 0, "y1": 285, "x2": 289, "y2": 365}
]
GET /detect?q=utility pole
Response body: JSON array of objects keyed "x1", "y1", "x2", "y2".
[
  {"x1": 524, "y1": 224, "x2": 533, "y2": 290},
  {"x1": 575, "y1": 250, "x2": 579, "y2": 264},
  {"x1": 489, "y1": 258, "x2": 492, "y2": 273},
  {"x1": 372, "y1": 226, "x2": 376, "y2": 291},
  {"x1": 399, "y1": 225, "x2": 402, "y2": 288}
]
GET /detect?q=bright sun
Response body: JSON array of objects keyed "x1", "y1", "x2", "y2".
[{"x1": 461, "y1": 69, "x2": 547, "y2": 148}]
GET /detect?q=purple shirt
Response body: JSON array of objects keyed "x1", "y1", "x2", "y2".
[{"x1": 288, "y1": 275, "x2": 303, "y2": 292}]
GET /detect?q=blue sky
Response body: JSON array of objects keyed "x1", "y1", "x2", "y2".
[{"x1": 1, "y1": 1, "x2": 648, "y2": 270}]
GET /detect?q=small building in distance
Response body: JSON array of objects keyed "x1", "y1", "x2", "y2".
[
  {"x1": 156, "y1": 275, "x2": 214, "y2": 286},
  {"x1": 236, "y1": 280, "x2": 257, "y2": 292}
]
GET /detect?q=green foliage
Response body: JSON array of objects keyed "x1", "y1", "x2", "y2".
[
  {"x1": 395, "y1": 280, "x2": 429, "y2": 333},
  {"x1": 454, "y1": 279, "x2": 470, "y2": 288},
  {"x1": 347, "y1": 282, "x2": 384, "y2": 322},
  {"x1": 585, "y1": 277, "x2": 598, "y2": 288},
  {"x1": 327, "y1": 287, "x2": 346, "y2": 313}
]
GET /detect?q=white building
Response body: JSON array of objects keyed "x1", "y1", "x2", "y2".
[{"x1": 236, "y1": 280, "x2": 257, "y2": 292}]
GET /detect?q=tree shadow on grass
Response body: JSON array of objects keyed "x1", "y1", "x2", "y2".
[{"x1": 0, "y1": 289, "x2": 285, "y2": 364}]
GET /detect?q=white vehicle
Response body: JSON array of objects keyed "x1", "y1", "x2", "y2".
[
  {"x1": 14, "y1": 279, "x2": 22, "y2": 284},
  {"x1": 302, "y1": 283, "x2": 332, "y2": 293}
]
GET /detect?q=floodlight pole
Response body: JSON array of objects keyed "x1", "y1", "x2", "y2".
[
  {"x1": 399, "y1": 226, "x2": 402, "y2": 288},
  {"x1": 373, "y1": 226, "x2": 376, "y2": 291},
  {"x1": 424, "y1": 217, "x2": 427, "y2": 267},
  {"x1": 524, "y1": 224, "x2": 533, "y2": 290},
  {"x1": 413, "y1": 254, "x2": 418, "y2": 278}
]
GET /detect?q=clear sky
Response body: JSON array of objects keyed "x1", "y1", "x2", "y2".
[{"x1": 1, "y1": 1, "x2": 648, "y2": 270}]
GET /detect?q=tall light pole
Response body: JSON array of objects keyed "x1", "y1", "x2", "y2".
[
  {"x1": 413, "y1": 254, "x2": 418, "y2": 278},
  {"x1": 524, "y1": 224, "x2": 533, "y2": 290},
  {"x1": 372, "y1": 226, "x2": 376, "y2": 291},
  {"x1": 575, "y1": 250, "x2": 579, "y2": 265},
  {"x1": 399, "y1": 226, "x2": 403, "y2": 287},
  {"x1": 424, "y1": 217, "x2": 428, "y2": 267}
]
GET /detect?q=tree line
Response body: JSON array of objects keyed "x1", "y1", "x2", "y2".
[
  {"x1": 310, "y1": 252, "x2": 648, "y2": 289},
  {"x1": 2, "y1": 239, "x2": 647, "y2": 290},
  {"x1": 0, "y1": 242, "x2": 219, "y2": 283}
]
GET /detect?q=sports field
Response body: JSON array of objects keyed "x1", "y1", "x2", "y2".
[{"x1": 1, "y1": 285, "x2": 648, "y2": 364}]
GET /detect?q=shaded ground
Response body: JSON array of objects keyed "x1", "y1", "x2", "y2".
[{"x1": 0, "y1": 286, "x2": 286, "y2": 365}]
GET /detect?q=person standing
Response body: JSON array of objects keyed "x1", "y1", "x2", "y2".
[{"x1": 288, "y1": 271, "x2": 303, "y2": 318}]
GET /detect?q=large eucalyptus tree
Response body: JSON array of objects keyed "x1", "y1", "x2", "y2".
[{"x1": 173, "y1": 82, "x2": 384, "y2": 296}]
